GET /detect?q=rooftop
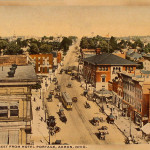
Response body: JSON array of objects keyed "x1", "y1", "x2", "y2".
[
  {"x1": 83, "y1": 53, "x2": 138, "y2": 66},
  {"x1": 0, "y1": 65, "x2": 37, "y2": 82}
]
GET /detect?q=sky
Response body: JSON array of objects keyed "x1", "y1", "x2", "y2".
[{"x1": 0, "y1": 0, "x2": 150, "y2": 37}]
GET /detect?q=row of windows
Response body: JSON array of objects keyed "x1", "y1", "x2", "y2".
[
  {"x1": 125, "y1": 66, "x2": 134, "y2": 71},
  {"x1": 0, "y1": 102, "x2": 19, "y2": 118},
  {"x1": 99, "y1": 67, "x2": 108, "y2": 71},
  {"x1": 38, "y1": 67, "x2": 50, "y2": 72},
  {"x1": 34, "y1": 57, "x2": 50, "y2": 61},
  {"x1": 123, "y1": 93, "x2": 141, "y2": 112}
]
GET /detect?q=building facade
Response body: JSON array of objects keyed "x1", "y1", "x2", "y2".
[
  {"x1": 30, "y1": 54, "x2": 53, "y2": 74},
  {"x1": 110, "y1": 71, "x2": 150, "y2": 127},
  {"x1": 83, "y1": 53, "x2": 138, "y2": 90},
  {"x1": 0, "y1": 65, "x2": 37, "y2": 144}
]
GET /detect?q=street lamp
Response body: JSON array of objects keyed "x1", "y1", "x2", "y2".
[{"x1": 40, "y1": 88, "x2": 41, "y2": 99}]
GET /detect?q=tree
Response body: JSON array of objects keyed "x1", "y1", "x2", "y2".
[
  {"x1": 0, "y1": 39, "x2": 8, "y2": 52},
  {"x1": 28, "y1": 43, "x2": 39, "y2": 54},
  {"x1": 60, "y1": 37, "x2": 72, "y2": 52},
  {"x1": 80, "y1": 37, "x2": 89, "y2": 49},
  {"x1": 4, "y1": 42, "x2": 23, "y2": 55},
  {"x1": 39, "y1": 44, "x2": 52, "y2": 53}
]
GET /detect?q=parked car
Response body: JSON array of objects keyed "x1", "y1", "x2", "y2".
[{"x1": 72, "y1": 97, "x2": 78, "y2": 102}]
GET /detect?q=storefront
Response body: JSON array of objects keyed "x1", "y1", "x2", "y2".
[
  {"x1": 134, "y1": 111, "x2": 142, "y2": 126},
  {"x1": 122, "y1": 103, "x2": 128, "y2": 117}
]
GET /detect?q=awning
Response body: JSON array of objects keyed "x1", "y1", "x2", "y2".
[
  {"x1": 94, "y1": 89, "x2": 113, "y2": 98},
  {"x1": 141, "y1": 123, "x2": 150, "y2": 135}
]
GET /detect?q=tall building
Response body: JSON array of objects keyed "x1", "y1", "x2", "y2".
[{"x1": 0, "y1": 65, "x2": 37, "y2": 144}]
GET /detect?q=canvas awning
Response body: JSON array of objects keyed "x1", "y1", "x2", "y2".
[
  {"x1": 141, "y1": 123, "x2": 150, "y2": 135},
  {"x1": 94, "y1": 89, "x2": 113, "y2": 98}
]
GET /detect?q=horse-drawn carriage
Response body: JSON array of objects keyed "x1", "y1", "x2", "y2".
[{"x1": 98, "y1": 126, "x2": 109, "y2": 140}]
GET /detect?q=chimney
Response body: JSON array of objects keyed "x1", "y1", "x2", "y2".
[{"x1": 7, "y1": 64, "x2": 17, "y2": 77}]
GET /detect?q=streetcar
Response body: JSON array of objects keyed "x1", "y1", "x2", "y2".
[{"x1": 61, "y1": 92, "x2": 73, "y2": 110}]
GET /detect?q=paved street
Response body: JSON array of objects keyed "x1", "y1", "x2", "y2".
[{"x1": 43, "y1": 42, "x2": 125, "y2": 144}]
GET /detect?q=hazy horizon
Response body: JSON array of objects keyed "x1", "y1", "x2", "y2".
[{"x1": 1, "y1": 0, "x2": 150, "y2": 38}]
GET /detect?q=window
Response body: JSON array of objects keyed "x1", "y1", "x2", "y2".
[
  {"x1": 10, "y1": 106, "x2": 19, "y2": 117},
  {"x1": 0, "y1": 102, "x2": 19, "y2": 118},
  {"x1": 0, "y1": 106, "x2": 8, "y2": 117},
  {"x1": 101, "y1": 75, "x2": 106, "y2": 82}
]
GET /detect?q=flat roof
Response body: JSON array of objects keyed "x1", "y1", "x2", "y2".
[{"x1": 0, "y1": 65, "x2": 37, "y2": 82}]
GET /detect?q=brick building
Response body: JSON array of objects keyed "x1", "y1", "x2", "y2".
[
  {"x1": 0, "y1": 55, "x2": 28, "y2": 66},
  {"x1": 109, "y1": 70, "x2": 150, "y2": 126},
  {"x1": 83, "y1": 53, "x2": 138, "y2": 90},
  {"x1": 30, "y1": 54, "x2": 53, "y2": 74},
  {"x1": 0, "y1": 65, "x2": 37, "y2": 144}
]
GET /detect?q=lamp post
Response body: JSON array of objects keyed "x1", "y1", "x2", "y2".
[
  {"x1": 40, "y1": 88, "x2": 41, "y2": 99},
  {"x1": 129, "y1": 112, "x2": 132, "y2": 138}
]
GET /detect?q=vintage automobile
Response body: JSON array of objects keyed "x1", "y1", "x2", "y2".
[
  {"x1": 99, "y1": 131, "x2": 105, "y2": 140},
  {"x1": 55, "y1": 85, "x2": 61, "y2": 92},
  {"x1": 59, "y1": 109, "x2": 67, "y2": 123},
  {"x1": 72, "y1": 97, "x2": 78, "y2": 102},
  {"x1": 52, "y1": 140, "x2": 61, "y2": 145},
  {"x1": 67, "y1": 83, "x2": 72, "y2": 88},
  {"x1": 54, "y1": 92, "x2": 60, "y2": 98},
  {"x1": 92, "y1": 117, "x2": 100, "y2": 126},
  {"x1": 50, "y1": 90, "x2": 54, "y2": 95},
  {"x1": 47, "y1": 94, "x2": 53, "y2": 102}
]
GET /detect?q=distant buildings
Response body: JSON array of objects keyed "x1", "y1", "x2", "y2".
[
  {"x1": 0, "y1": 55, "x2": 28, "y2": 66},
  {"x1": 80, "y1": 48, "x2": 101, "y2": 58},
  {"x1": 0, "y1": 65, "x2": 37, "y2": 144},
  {"x1": 83, "y1": 53, "x2": 138, "y2": 90}
]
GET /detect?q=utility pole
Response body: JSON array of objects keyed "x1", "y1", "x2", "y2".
[{"x1": 130, "y1": 112, "x2": 132, "y2": 137}]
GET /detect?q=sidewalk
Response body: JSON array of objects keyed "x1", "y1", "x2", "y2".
[
  {"x1": 95, "y1": 101, "x2": 147, "y2": 144},
  {"x1": 31, "y1": 89, "x2": 49, "y2": 145}
]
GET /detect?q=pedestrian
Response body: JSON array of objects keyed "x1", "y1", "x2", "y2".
[
  {"x1": 34, "y1": 97, "x2": 36, "y2": 102},
  {"x1": 41, "y1": 117, "x2": 43, "y2": 121},
  {"x1": 116, "y1": 115, "x2": 117, "y2": 120},
  {"x1": 38, "y1": 106, "x2": 40, "y2": 110}
]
